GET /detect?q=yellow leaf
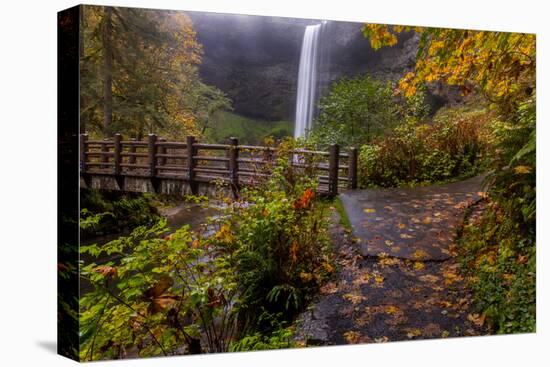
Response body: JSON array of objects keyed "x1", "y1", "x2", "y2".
[
  {"x1": 514, "y1": 165, "x2": 531, "y2": 174},
  {"x1": 323, "y1": 261, "x2": 334, "y2": 273},
  {"x1": 343, "y1": 293, "x2": 366, "y2": 305},
  {"x1": 343, "y1": 331, "x2": 361, "y2": 344},
  {"x1": 413, "y1": 249, "x2": 429, "y2": 260},
  {"x1": 299, "y1": 272, "x2": 313, "y2": 282},
  {"x1": 467, "y1": 313, "x2": 486, "y2": 327},
  {"x1": 413, "y1": 261, "x2": 425, "y2": 270},
  {"x1": 374, "y1": 273, "x2": 385, "y2": 284},
  {"x1": 398, "y1": 222, "x2": 406, "y2": 229},
  {"x1": 405, "y1": 328, "x2": 422, "y2": 338},
  {"x1": 364, "y1": 208, "x2": 376, "y2": 213}
]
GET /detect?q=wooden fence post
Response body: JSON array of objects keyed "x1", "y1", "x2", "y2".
[
  {"x1": 347, "y1": 147, "x2": 358, "y2": 190},
  {"x1": 101, "y1": 138, "x2": 109, "y2": 169},
  {"x1": 158, "y1": 137, "x2": 166, "y2": 167},
  {"x1": 148, "y1": 134, "x2": 157, "y2": 178},
  {"x1": 228, "y1": 137, "x2": 239, "y2": 190},
  {"x1": 186, "y1": 136, "x2": 197, "y2": 193},
  {"x1": 79, "y1": 134, "x2": 88, "y2": 173},
  {"x1": 328, "y1": 143, "x2": 340, "y2": 197},
  {"x1": 113, "y1": 133, "x2": 122, "y2": 175},
  {"x1": 128, "y1": 138, "x2": 136, "y2": 165}
]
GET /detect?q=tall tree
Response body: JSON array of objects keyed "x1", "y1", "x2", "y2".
[
  {"x1": 101, "y1": 6, "x2": 113, "y2": 131},
  {"x1": 80, "y1": 6, "x2": 230, "y2": 139}
]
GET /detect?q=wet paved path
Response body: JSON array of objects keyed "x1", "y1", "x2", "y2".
[{"x1": 296, "y1": 176, "x2": 489, "y2": 345}]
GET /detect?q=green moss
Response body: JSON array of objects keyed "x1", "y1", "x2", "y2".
[
  {"x1": 206, "y1": 110, "x2": 293, "y2": 145},
  {"x1": 333, "y1": 197, "x2": 352, "y2": 230}
]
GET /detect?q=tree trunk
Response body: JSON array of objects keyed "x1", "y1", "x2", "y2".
[
  {"x1": 102, "y1": 6, "x2": 113, "y2": 136},
  {"x1": 79, "y1": 6, "x2": 85, "y2": 133}
]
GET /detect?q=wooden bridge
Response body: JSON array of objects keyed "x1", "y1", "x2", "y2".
[{"x1": 80, "y1": 134, "x2": 358, "y2": 197}]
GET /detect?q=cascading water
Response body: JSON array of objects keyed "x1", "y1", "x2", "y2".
[{"x1": 294, "y1": 22, "x2": 324, "y2": 139}]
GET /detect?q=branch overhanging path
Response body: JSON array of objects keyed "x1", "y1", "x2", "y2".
[{"x1": 296, "y1": 175, "x2": 488, "y2": 344}]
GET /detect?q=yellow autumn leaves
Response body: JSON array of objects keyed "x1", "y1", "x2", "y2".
[{"x1": 362, "y1": 24, "x2": 536, "y2": 109}]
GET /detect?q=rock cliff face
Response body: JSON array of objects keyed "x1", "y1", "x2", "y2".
[{"x1": 188, "y1": 11, "x2": 453, "y2": 121}]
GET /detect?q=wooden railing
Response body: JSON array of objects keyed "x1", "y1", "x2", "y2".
[{"x1": 80, "y1": 134, "x2": 358, "y2": 196}]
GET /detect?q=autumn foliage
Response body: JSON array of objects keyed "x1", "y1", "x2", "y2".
[{"x1": 362, "y1": 24, "x2": 535, "y2": 114}]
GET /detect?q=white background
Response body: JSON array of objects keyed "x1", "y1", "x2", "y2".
[{"x1": 0, "y1": 0, "x2": 548, "y2": 365}]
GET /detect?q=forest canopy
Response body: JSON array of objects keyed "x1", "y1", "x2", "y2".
[{"x1": 80, "y1": 6, "x2": 231, "y2": 139}]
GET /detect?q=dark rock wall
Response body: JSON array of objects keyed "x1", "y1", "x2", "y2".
[{"x1": 188, "y1": 11, "x2": 456, "y2": 121}]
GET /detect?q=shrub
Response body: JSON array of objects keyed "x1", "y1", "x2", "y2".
[
  {"x1": 216, "y1": 139, "x2": 333, "y2": 333},
  {"x1": 80, "y1": 189, "x2": 160, "y2": 239},
  {"x1": 79, "y1": 139, "x2": 333, "y2": 359},
  {"x1": 80, "y1": 220, "x2": 240, "y2": 360},
  {"x1": 357, "y1": 106, "x2": 492, "y2": 187},
  {"x1": 458, "y1": 97, "x2": 536, "y2": 333},
  {"x1": 309, "y1": 75, "x2": 399, "y2": 148}
]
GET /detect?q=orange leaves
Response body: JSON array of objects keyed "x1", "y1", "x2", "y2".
[
  {"x1": 299, "y1": 271, "x2": 313, "y2": 283},
  {"x1": 467, "y1": 313, "x2": 486, "y2": 327},
  {"x1": 144, "y1": 276, "x2": 179, "y2": 314},
  {"x1": 93, "y1": 265, "x2": 117, "y2": 278},
  {"x1": 323, "y1": 261, "x2": 334, "y2": 274},
  {"x1": 191, "y1": 238, "x2": 201, "y2": 249},
  {"x1": 293, "y1": 188, "x2": 315, "y2": 210},
  {"x1": 289, "y1": 240, "x2": 299, "y2": 264}
]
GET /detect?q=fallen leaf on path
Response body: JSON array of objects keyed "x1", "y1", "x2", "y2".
[
  {"x1": 400, "y1": 233, "x2": 414, "y2": 239},
  {"x1": 320, "y1": 282, "x2": 338, "y2": 295},
  {"x1": 419, "y1": 274, "x2": 439, "y2": 283},
  {"x1": 374, "y1": 272, "x2": 385, "y2": 285},
  {"x1": 413, "y1": 249, "x2": 430, "y2": 260},
  {"x1": 423, "y1": 323, "x2": 442, "y2": 337},
  {"x1": 364, "y1": 208, "x2": 376, "y2": 213},
  {"x1": 343, "y1": 331, "x2": 361, "y2": 344},
  {"x1": 378, "y1": 255, "x2": 400, "y2": 267},
  {"x1": 384, "y1": 305, "x2": 400, "y2": 315},
  {"x1": 343, "y1": 293, "x2": 366, "y2": 305},
  {"x1": 299, "y1": 271, "x2": 313, "y2": 282},
  {"x1": 405, "y1": 328, "x2": 422, "y2": 338},
  {"x1": 356, "y1": 313, "x2": 372, "y2": 326},
  {"x1": 467, "y1": 313, "x2": 486, "y2": 327}
]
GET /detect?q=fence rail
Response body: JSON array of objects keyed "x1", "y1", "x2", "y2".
[{"x1": 80, "y1": 134, "x2": 358, "y2": 196}]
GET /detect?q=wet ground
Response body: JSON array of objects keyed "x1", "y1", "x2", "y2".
[{"x1": 295, "y1": 175, "x2": 490, "y2": 345}]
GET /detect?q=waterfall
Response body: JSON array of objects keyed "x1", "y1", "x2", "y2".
[{"x1": 294, "y1": 23, "x2": 324, "y2": 139}]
